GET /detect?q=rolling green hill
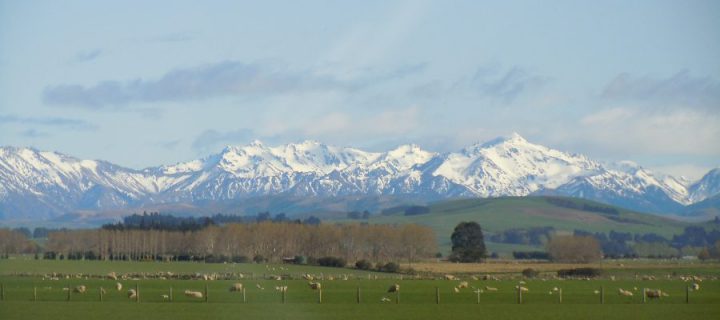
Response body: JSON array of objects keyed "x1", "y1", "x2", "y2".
[{"x1": 364, "y1": 196, "x2": 693, "y2": 255}]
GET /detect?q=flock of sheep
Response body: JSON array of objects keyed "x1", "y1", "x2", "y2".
[{"x1": 31, "y1": 270, "x2": 710, "y2": 304}]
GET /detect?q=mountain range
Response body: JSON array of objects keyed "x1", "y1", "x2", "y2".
[{"x1": 1, "y1": 133, "x2": 718, "y2": 222}]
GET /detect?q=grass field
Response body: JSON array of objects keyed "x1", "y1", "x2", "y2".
[{"x1": 1, "y1": 258, "x2": 719, "y2": 319}]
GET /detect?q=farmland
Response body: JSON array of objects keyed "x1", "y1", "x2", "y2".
[{"x1": 1, "y1": 258, "x2": 719, "y2": 320}]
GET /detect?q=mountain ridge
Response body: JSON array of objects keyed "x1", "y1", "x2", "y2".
[{"x1": 1, "y1": 133, "x2": 718, "y2": 221}]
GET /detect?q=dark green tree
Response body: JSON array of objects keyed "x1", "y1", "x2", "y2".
[{"x1": 449, "y1": 221, "x2": 486, "y2": 262}]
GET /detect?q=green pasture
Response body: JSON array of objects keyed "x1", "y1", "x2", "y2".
[{"x1": 1, "y1": 258, "x2": 719, "y2": 319}]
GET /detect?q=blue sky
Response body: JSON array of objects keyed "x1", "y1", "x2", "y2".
[{"x1": 0, "y1": 0, "x2": 718, "y2": 179}]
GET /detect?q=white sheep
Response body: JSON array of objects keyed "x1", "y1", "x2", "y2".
[
  {"x1": 184, "y1": 290, "x2": 203, "y2": 298},
  {"x1": 618, "y1": 288, "x2": 633, "y2": 297},
  {"x1": 691, "y1": 283, "x2": 700, "y2": 291},
  {"x1": 256, "y1": 284, "x2": 265, "y2": 290},
  {"x1": 128, "y1": 289, "x2": 137, "y2": 299},
  {"x1": 116, "y1": 282, "x2": 123, "y2": 291},
  {"x1": 229, "y1": 283, "x2": 243, "y2": 292},
  {"x1": 308, "y1": 282, "x2": 321, "y2": 290},
  {"x1": 484, "y1": 286, "x2": 498, "y2": 291},
  {"x1": 73, "y1": 285, "x2": 87, "y2": 294},
  {"x1": 457, "y1": 281, "x2": 469, "y2": 289}
]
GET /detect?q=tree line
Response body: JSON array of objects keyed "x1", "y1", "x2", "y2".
[
  {"x1": 41, "y1": 222, "x2": 437, "y2": 265},
  {"x1": 101, "y1": 211, "x2": 322, "y2": 232}
]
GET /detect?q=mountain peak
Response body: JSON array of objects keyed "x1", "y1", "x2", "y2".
[{"x1": 482, "y1": 132, "x2": 528, "y2": 147}]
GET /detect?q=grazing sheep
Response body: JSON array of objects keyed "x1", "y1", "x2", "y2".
[
  {"x1": 618, "y1": 288, "x2": 633, "y2": 297},
  {"x1": 256, "y1": 284, "x2": 265, "y2": 290},
  {"x1": 387, "y1": 284, "x2": 400, "y2": 293},
  {"x1": 108, "y1": 272, "x2": 118, "y2": 281},
  {"x1": 62, "y1": 287, "x2": 70, "y2": 291},
  {"x1": 552, "y1": 287, "x2": 559, "y2": 292},
  {"x1": 275, "y1": 286, "x2": 288, "y2": 292},
  {"x1": 691, "y1": 283, "x2": 700, "y2": 291},
  {"x1": 593, "y1": 290, "x2": 600, "y2": 294},
  {"x1": 518, "y1": 281, "x2": 526, "y2": 285},
  {"x1": 308, "y1": 282, "x2": 321, "y2": 290},
  {"x1": 381, "y1": 297, "x2": 391, "y2": 302},
  {"x1": 128, "y1": 289, "x2": 137, "y2": 299},
  {"x1": 471, "y1": 276, "x2": 479, "y2": 281},
  {"x1": 444, "y1": 274, "x2": 456, "y2": 281},
  {"x1": 100, "y1": 287, "x2": 107, "y2": 295},
  {"x1": 229, "y1": 283, "x2": 243, "y2": 292},
  {"x1": 161, "y1": 294, "x2": 169, "y2": 300},
  {"x1": 645, "y1": 289, "x2": 667, "y2": 299},
  {"x1": 184, "y1": 290, "x2": 203, "y2": 298},
  {"x1": 484, "y1": 286, "x2": 498, "y2": 291},
  {"x1": 303, "y1": 274, "x2": 314, "y2": 281},
  {"x1": 518, "y1": 286, "x2": 529, "y2": 292},
  {"x1": 116, "y1": 282, "x2": 123, "y2": 291},
  {"x1": 458, "y1": 281, "x2": 469, "y2": 289},
  {"x1": 453, "y1": 287, "x2": 460, "y2": 293},
  {"x1": 73, "y1": 285, "x2": 87, "y2": 294}
]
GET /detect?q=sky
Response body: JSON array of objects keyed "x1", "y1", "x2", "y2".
[{"x1": 0, "y1": 0, "x2": 718, "y2": 180}]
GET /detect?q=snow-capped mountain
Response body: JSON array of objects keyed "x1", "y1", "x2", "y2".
[
  {"x1": 1, "y1": 134, "x2": 718, "y2": 221},
  {"x1": 688, "y1": 169, "x2": 720, "y2": 204}
]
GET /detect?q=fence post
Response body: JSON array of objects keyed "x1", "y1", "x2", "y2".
[
  {"x1": 642, "y1": 288, "x2": 646, "y2": 303},
  {"x1": 686, "y1": 285, "x2": 689, "y2": 304},
  {"x1": 242, "y1": 287, "x2": 246, "y2": 303},
  {"x1": 170, "y1": 286, "x2": 173, "y2": 302},
  {"x1": 67, "y1": 286, "x2": 70, "y2": 301},
  {"x1": 476, "y1": 289, "x2": 480, "y2": 304},
  {"x1": 136, "y1": 284, "x2": 140, "y2": 303},
  {"x1": 517, "y1": 286, "x2": 522, "y2": 304},
  {"x1": 601, "y1": 286, "x2": 604, "y2": 304},
  {"x1": 436, "y1": 287, "x2": 440, "y2": 304},
  {"x1": 396, "y1": 290, "x2": 400, "y2": 304},
  {"x1": 559, "y1": 288, "x2": 562, "y2": 303},
  {"x1": 205, "y1": 284, "x2": 208, "y2": 303},
  {"x1": 318, "y1": 287, "x2": 322, "y2": 304},
  {"x1": 99, "y1": 287, "x2": 103, "y2": 302},
  {"x1": 34, "y1": 286, "x2": 37, "y2": 302},
  {"x1": 282, "y1": 288, "x2": 286, "y2": 304}
]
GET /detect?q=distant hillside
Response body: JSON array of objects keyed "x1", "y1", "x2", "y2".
[{"x1": 366, "y1": 196, "x2": 693, "y2": 254}]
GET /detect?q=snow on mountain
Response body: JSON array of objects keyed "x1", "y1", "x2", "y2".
[
  {"x1": 1, "y1": 135, "x2": 718, "y2": 221},
  {"x1": 431, "y1": 133, "x2": 602, "y2": 196},
  {"x1": 688, "y1": 168, "x2": 720, "y2": 203}
]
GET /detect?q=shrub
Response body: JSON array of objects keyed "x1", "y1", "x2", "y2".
[
  {"x1": 513, "y1": 251, "x2": 550, "y2": 260},
  {"x1": 378, "y1": 262, "x2": 400, "y2": 273},
  {"x1": 557, "y1": 268, "x2": 603, "y2": 278},
  {"x1": 293, "y1": 255, "x2": 307, "y2": 265},
  {"x1": 355, "y1": 259, "x2": 372, "y2": 270},
  {"x1": 317, "y1": 256, "x2": 346, "y2": 268},
  {"x1": 231, "y1": 255, "x2": 250, "y2": 263},
  {"x1": 522, "y1": 268, "x2": 539, "y2": 278}
]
